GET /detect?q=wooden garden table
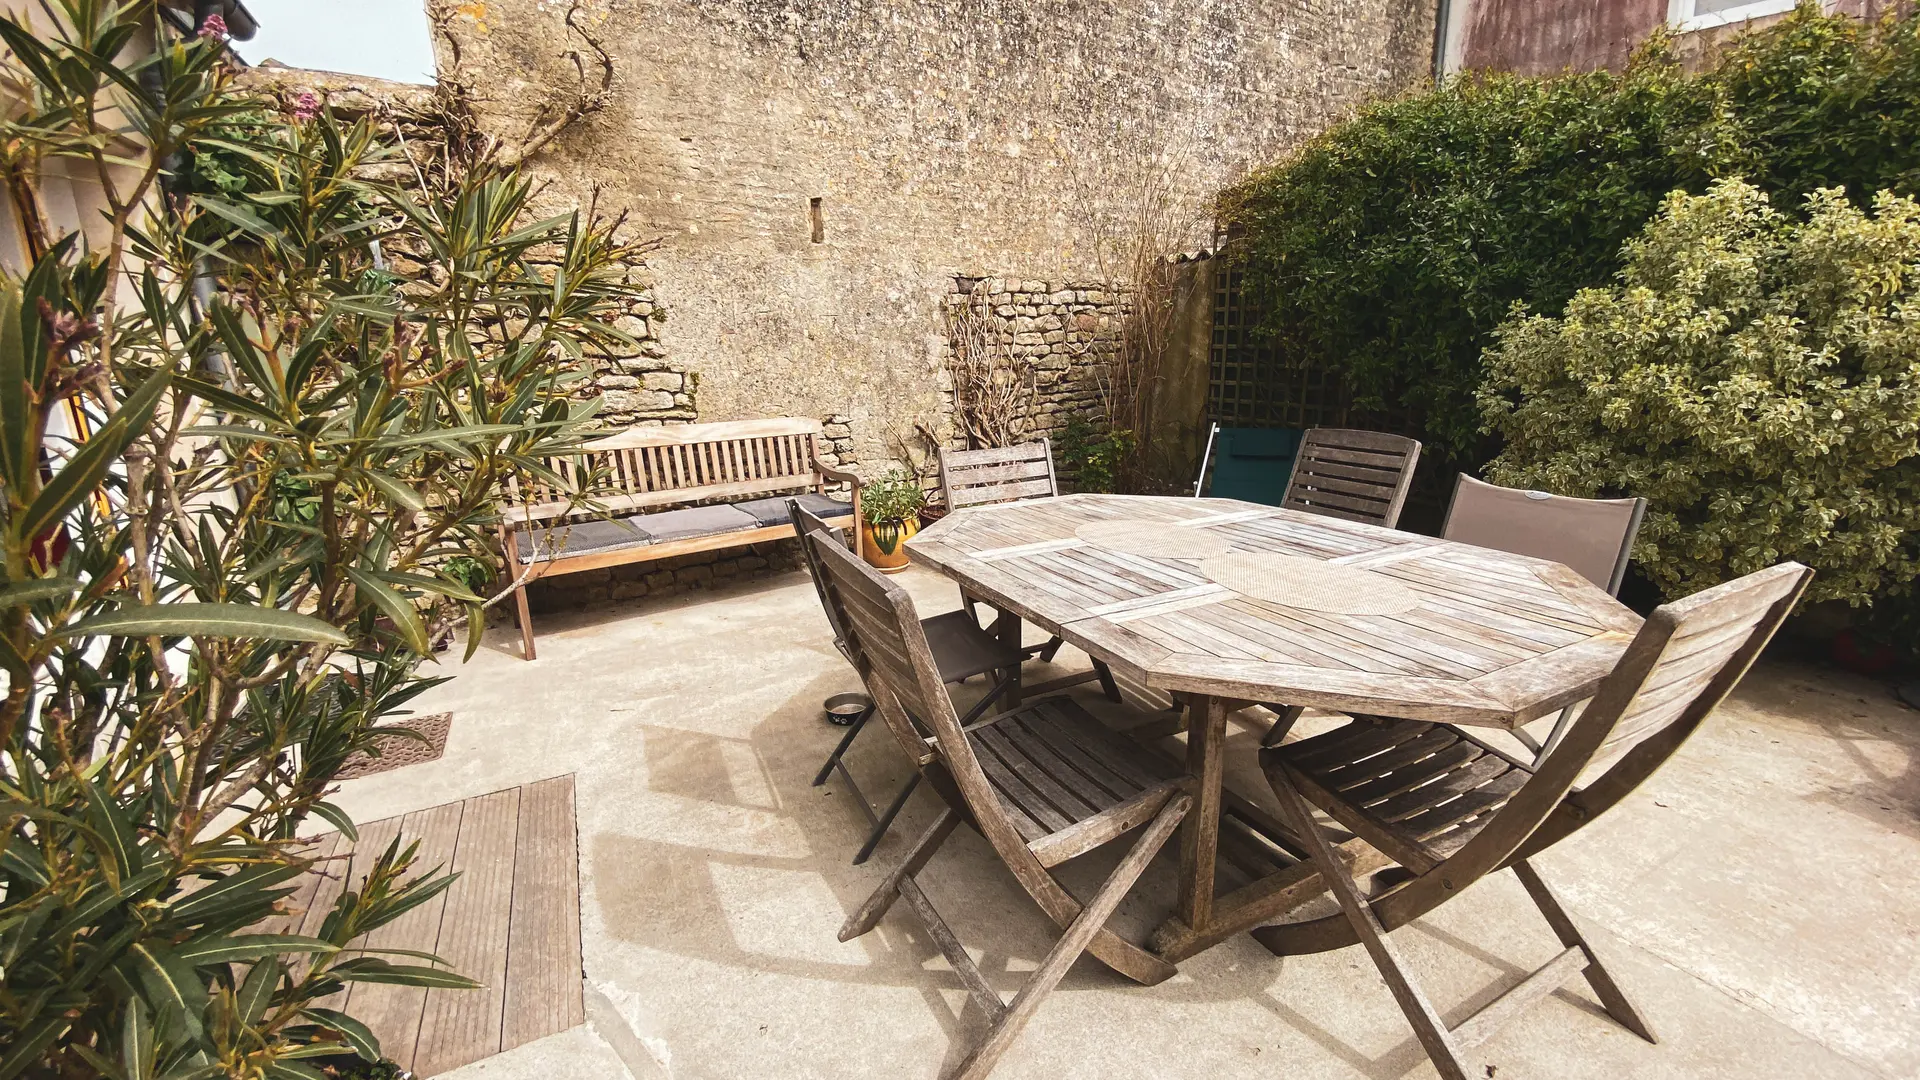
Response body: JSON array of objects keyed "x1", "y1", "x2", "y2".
[{"x1": 906, "y1": 494, "x2": 1641, "y2": 961}]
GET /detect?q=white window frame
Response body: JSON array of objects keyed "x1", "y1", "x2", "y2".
[{"x1": 1668, "y1": 0, "x2": 1800, "y2": 32}]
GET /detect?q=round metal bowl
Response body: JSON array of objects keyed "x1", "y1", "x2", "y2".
[{"x1": 824, "y1": 691, "x2": 874, "y2": 727}]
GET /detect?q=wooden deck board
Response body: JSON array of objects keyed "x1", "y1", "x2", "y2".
[
  {"x1": 347, "y1": 799, "x2": 465, "y2": 1072},
  {"x1": 502, "y1": 775, "x2": 586, "y2": 1051},
  {"x1": 414, "y1": 787, "x2": 521, "y2": 1077},
  {"x1": 281, "y1": 777, "x2": 580, "y2": 1075}
]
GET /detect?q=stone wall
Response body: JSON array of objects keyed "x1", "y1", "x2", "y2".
[
  {"x1": 432, "y1": 0, "x2": 1440, "y2": 472},
  {"x1": 257, "y1": 0, "x2": 1442, "y2": 615},
  {"x1": 938, "y1": 277, "x2": 1125, "y2": 488}
]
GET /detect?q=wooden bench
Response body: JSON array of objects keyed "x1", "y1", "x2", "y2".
[{"x1": 499, "y1": 418, "x2": 860, "y2": 659}]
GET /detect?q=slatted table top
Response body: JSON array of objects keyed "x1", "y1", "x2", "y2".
[{"x1": 908, "y1": 494, "x2": 1641, "y2": 729}]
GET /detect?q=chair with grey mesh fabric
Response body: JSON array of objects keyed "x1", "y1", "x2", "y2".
[
  {"x1": 1440, "y1": 475, "x2": 1648, "y2": 762},
  {"x1": 1255, "y1": 562, "x2": 1812, "y2": 1080},
  {"x1": 791, "y1": 499, "x2": 1024, "y2": 863},
  {"x1": 812, "y1": 525, "x2": 1193, "y2": 1080}
]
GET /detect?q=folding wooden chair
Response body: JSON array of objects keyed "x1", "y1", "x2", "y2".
[
  {"x1": 1280, "y1": 427, "x2": 1422, "y2": 530},
  {"x1": 937, "y1": 440, "x2": 1120, "y2": 703},
  {"x1": 813, "y1": 530, "x2": 1192, "y2": 1080},
  {"x1": 792, "y1": 500, "x2": 1024, "y2": 863},
  {"x1": 1441, "y1": 475, "x2": 1648, "y2": 761},
  {"x1": 1253, "y1": 562, "x2": 1812, "y2": 1080}
]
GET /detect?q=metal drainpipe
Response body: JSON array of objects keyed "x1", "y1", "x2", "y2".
[{"x1": 1432, "y1": 0, "x2": 1457, "y2": 83}]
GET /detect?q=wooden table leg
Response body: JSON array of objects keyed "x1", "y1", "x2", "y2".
[
  {"x1": 993, "y1": 609, "x2": 1023, "y2": 707},
  {"x1": 1174, "y1": 694, "x2": 1229, "y2": 936}
]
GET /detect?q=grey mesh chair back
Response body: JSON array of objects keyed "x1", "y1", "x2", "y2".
[{"x1": 1444, "y1": 476, "x2": 1647, "y2": 596}]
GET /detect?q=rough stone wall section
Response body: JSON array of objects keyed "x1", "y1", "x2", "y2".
[
  {"x1": 435, "y1": 0, "x2": 1441, "y2": 470},
  {"x1": 939, "y1": 277, "x2": 1128, "y2": 477},
  {"x1": 580, "y1": 264, "x2": 697, "y2": 426}
]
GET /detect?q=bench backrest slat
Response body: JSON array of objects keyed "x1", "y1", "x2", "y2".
[{"x1": 506, "y1": 418, "x2": 832, "y2": 525}]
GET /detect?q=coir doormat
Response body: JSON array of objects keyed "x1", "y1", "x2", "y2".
[{"x1": 336, "y1": 712, "x2": 454, "y2": 780}]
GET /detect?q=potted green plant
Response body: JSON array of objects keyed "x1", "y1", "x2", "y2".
[{"x1": 861, "y1": 468, "x2": 928, "y2": 573}]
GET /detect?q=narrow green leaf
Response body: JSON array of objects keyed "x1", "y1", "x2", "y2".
[
  {"x1": 0, "y1": 1014, "x2": 72, "y2": 1080},
  {"x1": 60, "y1": 603, "x2": 350, "y2": 645},
  {"x1": 126, "y1": 943, "x2": 208, "y2": 1044},
  {"x1": 122, "y1": 996, "x2": 154, "y2": 1080},
  {"x1": 166, "y1": 863, "x2": 307, "y2": 922},
  {"x1": 236, "y1": 960, "x2": 277, "y2": 1028},
  {"x1": 0, "y1": 285, "x2": 27, "y2": 493},
  {"x1": 345, "y1": 566, "x2": 431, "y2": 655},
  {"x1": 174, "y1": 374, "x2": 278, "y2": 424},
  {"x1": 82, "y1": 777, "x2": 140, "y2": 882},
  {"x1": 299, "y1": 1008, "x2": 380, "y2": 1062},
  {"x1": 376, "y1": 569, "x2": 482, "y2": 604},
  {"x1": 17, "y1": 371, "x2": 169, "y2": 543},
  {"x1": 463, "y1": 601, "x2": 484, "y2": 663},
  {"x1": 307, "y1": 801, "x2": 358, "y2": 843},
  {"x1": 0, "y1": 577, "x2": 82, "y2": 609},
  {"x1": 362, "y1": 468, "x2": 426, "y2": 511},
  {"x1": 173, "y1": 934, "x2": 338, "y2": 965},
  {"x1": 190, "y1": 195, "x2": 285, "y2": 242},
  {"x1": 262, "y1": 1062, "x2": 327, "y2": 1080},
  {"x1": 335, "y1": 962, "x2": 480, "y2": 990}
]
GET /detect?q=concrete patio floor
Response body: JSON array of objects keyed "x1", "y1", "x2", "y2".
[{"x1": 327, "y1": 565, "x2": 1920, "y2": 1080}]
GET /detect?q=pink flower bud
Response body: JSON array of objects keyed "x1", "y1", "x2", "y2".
[{"x1": 198, "y1": 12, "x2": 228, "y2": 39}]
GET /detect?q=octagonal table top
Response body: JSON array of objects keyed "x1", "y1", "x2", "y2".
[{"x1": 907, "y1": 494, "x2": 1641, "y2": 729}]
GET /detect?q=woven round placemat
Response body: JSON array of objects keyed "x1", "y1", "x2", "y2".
[
  {"x1": 1199, "y1": 553, "x2": 1419, "y2": 615},
  {"x1": 1075, "y1": 518, "x2": 1232, "y2": 559}
]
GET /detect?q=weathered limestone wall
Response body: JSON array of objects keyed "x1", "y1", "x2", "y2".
[{"x1": 433, "y1": 0, "x2": 1438, "y2": 468}]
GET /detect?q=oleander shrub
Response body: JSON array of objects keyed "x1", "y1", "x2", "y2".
[
  {"x1": 1479, "y1": 178, "x2": 1920, "y2": 606},
  {"x1": 0, "y1": 4, "x2": 646, "y2": 1076},
  {"x1": 1223, "y1": 3, "x2": 1920, "y2": 459}
]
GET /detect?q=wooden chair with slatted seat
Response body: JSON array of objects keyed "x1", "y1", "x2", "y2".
[
  {"x1": 1253, "y1": 561, "x2": 1812, "y2": 1080},
  {"x1": 936, "y1": 439, "x2": 1121, "y2": 703},
  {"x1": 792, "y1": 500, "x2": 1024, "y2": 864},
  {"x1": 1280, "y1": 427, "x2": 1423, "y2": 530},
  {"x1": 811, "y1": 528, "x2": 1193, "y2": 1080}
]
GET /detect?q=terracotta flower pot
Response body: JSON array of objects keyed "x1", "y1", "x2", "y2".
[{"x1": 861, "y1": 514, "x2": 921, "y2": 574}]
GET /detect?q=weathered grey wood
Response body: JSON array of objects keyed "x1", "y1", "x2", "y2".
[
  {"x1": 1175, "y1": 695, "x2": 1230, "y2": 935},
  {"x1": 840, "y1": 808, "x2": 961, "y2": 941},
  {"x1": 897, "y1": 876, "x2": 1007, "y2": 1024},
  {"x1": 907, "y1": 493, "x2": 1640, "y2": 730},
  {"x1": 1511, "y1": 859, "x2": 1657, "y2": 1043},
  {"x1": 939, "y1": 439, "x2": 1059, "y2": 511},
  {"x1": 949, "y1": 793, "x2": 1190, "y2": 1080},
  {"x1": 820, "y1": 530, "x2": 1202, "y2": 1073},
  {"x1": 1281, "y1": 428, "x2": 1422, "y2": 529},
  {"x1": 501, "y1": 775, "x2": 583, "y2": 1051},
  {"x1": 1449, "y1": 945, "x2": 1588, "y2": 1050},
  {"x1": 500, "y1": 417, "x2": 860, "y2": 658},
  {"x1": 1250, "y1": 562, "x2": 1810, "y2": 1080},
  {"x1": 414, "y1": 787, "x2": 521, "y2": 1077}
]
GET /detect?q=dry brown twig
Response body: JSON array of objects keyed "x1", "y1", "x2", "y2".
[{"x1": 943, "y1": 285, "x2": 1037, "y2": 451}]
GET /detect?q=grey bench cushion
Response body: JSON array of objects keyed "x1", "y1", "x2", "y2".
[
  {"x1": 734, "y1": 493, "x2": 855, "y2": 527},
  {"x1": 517, "y1": 518, "x2": 651, "y2": 564},
  {"x1": 631, "y1": 503, "x2": 760, "y2": 543}
]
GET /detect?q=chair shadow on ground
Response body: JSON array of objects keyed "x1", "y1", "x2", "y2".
[{"x1": 586, "y1": 658, "x2": 1626, "y2": 1079}]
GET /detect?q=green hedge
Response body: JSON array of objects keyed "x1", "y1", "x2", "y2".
[{"x1": 1222, "y1": 4, "x2": 1920, "y2": 460}]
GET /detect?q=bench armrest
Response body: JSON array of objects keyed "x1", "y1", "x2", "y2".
[
  {"x1": 815, "y1": 461, "x2": 861, "y2": 486},
  {"x1": 809, "y1": 454, "x2": 864, "y2": 559}
]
